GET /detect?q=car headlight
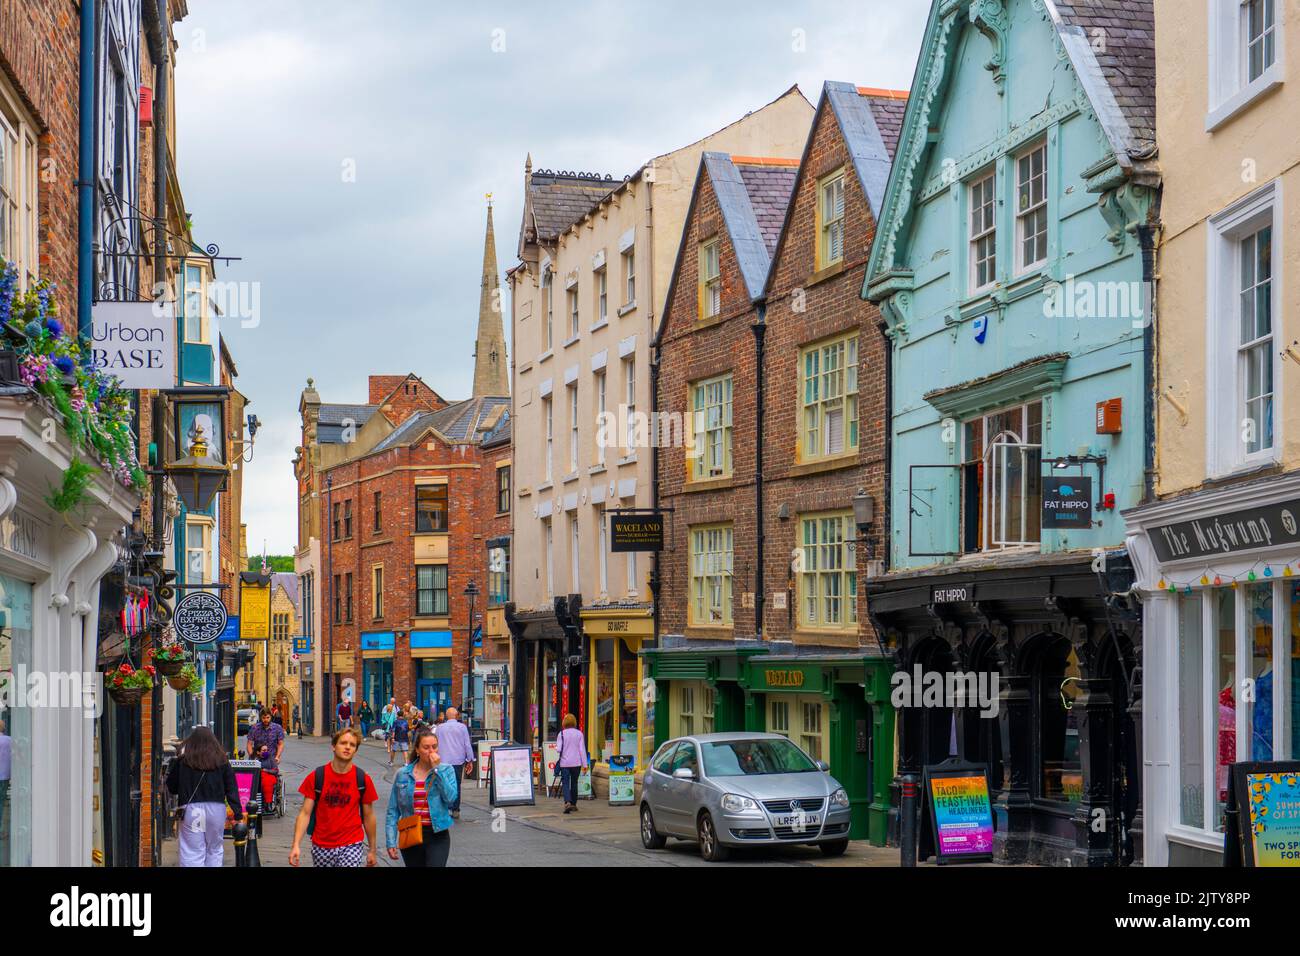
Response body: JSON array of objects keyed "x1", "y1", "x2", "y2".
[
  {"x1": 830, "y1": 788, "x2": 850, "y2": 809},
  {"x1": 720, "y1": 793, "x2": 761, "y2": 814}
]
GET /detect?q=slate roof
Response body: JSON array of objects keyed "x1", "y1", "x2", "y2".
[
  {"x1": 317, "y1": 403, "x2": 379, "y2": 444},
  {"x1": 481, "y1": 409, "x2": 512, "y2": 449},
  {"x1": 735, "y1": 162, "x2": 799, "y2": 255},
  {"x1": 370, "y1": 395, "x2": 511, "y2": 452},
  {"x1": 525, "y1": 169, "x2": 621, "y2": 244},
  {"x1": 859, "y1": 90, "x2": 908, "y2": 161},
  {"x1": 271, "y1": 572, "x2": 299, "y2": 612},
  {"x1": 1048, "y1": 0, "x2": 1156, "y2": 156}
]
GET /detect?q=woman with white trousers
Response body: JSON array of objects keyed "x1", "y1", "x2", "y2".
[{"x1": 166, "y1": 726, "x2": 246, "y2": 867}]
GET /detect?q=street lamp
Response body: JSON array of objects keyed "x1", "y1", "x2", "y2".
[
  {"x1": 162, "y1": 387, "x2": 231, "y2": 512},
  {"x1": 464, "y1": 580, "x2": 480, "y2": 726}
]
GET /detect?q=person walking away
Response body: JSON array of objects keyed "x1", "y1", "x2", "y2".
[
  {"x1": 166, "y1": 726, "x2": 245, "y2": 867},
  {"x1": 246, "y1": 707, "x2": 286, "y2": 810},
  {"x1": 289, "y1": 728, "x2": 378, "y2": 867},
  {"x1": 386, "y1": 728, "x2": 457, "y2": 867},
  {"x1": 358, "y1": 699, "x2": 374, "y2": 738},
  {"x1": 292, "y1": 704, "x2": 303, "y2": 739},
  {"x1": 388, "y1": 710, "x2": 410, "y2": 767},
  {"x1": 556, "y1": 713, "x2": 589, "y2": 813},
  {"x1": 435, "y1": 706, "x2": 474, "y2": 817},
  {"x1": 271, "y1": 704, "x2": 284, "y2": 727}
]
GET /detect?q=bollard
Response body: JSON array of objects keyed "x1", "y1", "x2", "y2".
[
  {"x1": 232, "y1": 820, "x2": 248, "y2": 867},
  {"x1": 900, "y1": 773, "x2": 919, "y2": 868}
]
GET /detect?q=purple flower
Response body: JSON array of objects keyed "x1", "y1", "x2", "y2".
[
  {"x1": 53, "y1": 355, "x2": 75, "y2": 376},
  {"x1": 44, "y1": 317, "x2": 62, "y2": 338}
]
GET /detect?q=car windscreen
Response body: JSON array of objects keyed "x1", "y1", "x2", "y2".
[{"x1": 701, "y1": 738, "x2": 818, "y2": 776}]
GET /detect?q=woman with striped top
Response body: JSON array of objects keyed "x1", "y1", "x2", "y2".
[{"x1": 385, "y1": 728, "x2": 458, "y2": 867}]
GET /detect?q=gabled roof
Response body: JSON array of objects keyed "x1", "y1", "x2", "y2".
[
  {"x1": 317, "y1": 403, "x2": 379, "y2": 444},
  {"x1": 521, "y1": 168, "x2": 622, "y2": 251},
  {"x1": 762, "y1": 82, "x2": 908, "y2": 296},
  {"x1": 271, "y1": 571, "x2": 300, "y2": 612},
  {"x1": 481, "y1": 409, "x2": 512, "y2": 449},
  {"x1": 370, "y1": 395, "x2": 511, "y2": 453},
  {"x1": 705, "y1": 153, "x2": 798, "y2": 300}
]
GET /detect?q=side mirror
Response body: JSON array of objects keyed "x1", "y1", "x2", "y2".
[
  {"x1": 672, "y1": 767, "x2": 696, "y2": 781},
  {"x1": 816, "y1": 760, "x2": 830, "y2": 773}
]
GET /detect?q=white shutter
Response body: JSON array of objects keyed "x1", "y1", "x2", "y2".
[{"x1": 825, "y1": 406, "x2": 844, "y2": 455}]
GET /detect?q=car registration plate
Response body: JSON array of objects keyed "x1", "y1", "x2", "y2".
[{"x1": 772, "y1": 812, "x2": 820, "y2": 828}]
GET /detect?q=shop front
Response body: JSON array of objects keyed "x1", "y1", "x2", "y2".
[
  {"x1": 582, "y1": 605, "x2": 654, "y2": 777},
  {"x1": 867, "y1": 552, "x2": 1142, "y2": 865},
  {"x1": 506, "y1": 598, "x2": 582, "y2": 759},
  {"x1": 1126, "y1": 473, "x2": 1300, "y2": 866},
  {"x1": 360, "y1": 630, "x2": 395, "y2": 717},
  {"x1": 642, "y1": 642, "x2": 767, "y2": 746},
  {"x1": 409, "y1": 630, "x2": 452, "y2": 717}
]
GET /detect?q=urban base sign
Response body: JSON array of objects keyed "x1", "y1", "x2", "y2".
[{"x1": 173, "y1": 591, "x2": 229, "y2": 646}]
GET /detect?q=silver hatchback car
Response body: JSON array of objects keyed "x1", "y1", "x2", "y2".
[{"x1": 639, "y1": 732, "x2": 853, "y2": 861}]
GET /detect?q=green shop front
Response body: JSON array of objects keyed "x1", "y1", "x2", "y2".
[{"x1": 642, "y1": 645, "x2": 895, "y2": 844}]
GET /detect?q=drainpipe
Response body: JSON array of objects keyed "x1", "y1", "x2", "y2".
[
  {"x1": 646, "y1": 172, "x2": 659, "y2": 648},
  {"x1": 152, "y1": 0, "x2": 169, "y2": 291},
  {"x1": 1136, "y1": 222, "x2": 1158, "y2": 503},
  {"x1": 77, "y1": 0, "x2": 96, "y2": 349},
  {"x1": 326, "y1": 473, "x2": 334, "y2": 726},
  {"x1": 751, "y1": 302, "x2": 767, "y2": 640},
  {"x1": 877, "y1": 319, "x2": 893, "y2": 576}
]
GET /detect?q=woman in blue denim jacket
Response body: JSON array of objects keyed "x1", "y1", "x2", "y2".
[{"x1": 385, "y1": 728, "x2": 458, "y2": 867}]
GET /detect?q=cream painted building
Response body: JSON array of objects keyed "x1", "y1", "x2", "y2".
[
  {"x1": 505, "y1": 86, "x2": 813, "y2": 778},
  {"x1": 1125, "y1": 0, "x2": 1300, "y2": 866}
]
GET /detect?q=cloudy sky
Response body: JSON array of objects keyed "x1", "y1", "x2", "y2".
[{"x1": 174, "y1": 0, "x2": 930, "y2": 554}]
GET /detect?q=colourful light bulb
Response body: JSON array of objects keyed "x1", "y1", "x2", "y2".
[
  {"x1": 1158, "y1": 579, "x2": 1166, "y2": 590},
  {"x1": 1248, "y1": 571, "x2": 1257, "y2": 582},
  {"x1": 1214, "y1": 575, "x2": 1222, "y2": 586},
  {"x1": 1200, "y1": 575, "x2": 1209, "y2": 586},
  {"x1": 1184, "y1": 586, "x2": 1192, "y2": 595},
  {"x1": 1264, "y1": 566, "x2": 1273, "y2": 577},
  {"x1": 1285, "y1": 566, "x2": 1294, "y2": 577}
]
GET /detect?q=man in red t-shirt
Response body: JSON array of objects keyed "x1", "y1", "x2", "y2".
[{"x1": 289, "y1": 727, "x2": 378, "y2": 867}]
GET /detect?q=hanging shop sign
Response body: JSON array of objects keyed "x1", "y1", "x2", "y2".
[
  {"x1": 609, "y1": 513, "x2": 665, "y2": 552},
  {"x1": 173, "y1": 591, "x2": 228, "y2": 646},
  {"x1": 919, "y1": 759, "x2": 995, "y2": 864},
  {"x1": 1150, "y1": 498, "x2": 1300, "y2": 564},
  {"x1": 220, "y1": 615, "x2": 240, "y2": 643},
  {"x1": 489, "y1": 744, "x2": 536, "y2": 807},
  {"x1": 608, "y1": 753, "x2": 636, "y2": 805},
  {"x1": 239, "y1": 577, "x2": 271, "y2": 641},
  {"x1": 90, "y1": 301, "x2": 175, "y2": 390},
  {"x1": 1042, "y1": 476, "x2": 1093, "y2": 530},
  {"x1": 1224, "y1": 761, "x2": 1300, "y2": 867}
]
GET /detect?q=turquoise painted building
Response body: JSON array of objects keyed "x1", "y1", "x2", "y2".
[{"x1": 863, "y1": 0, "x2": 1159, "y2": 866}]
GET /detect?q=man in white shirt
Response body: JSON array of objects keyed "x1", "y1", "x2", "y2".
[{"x1": 434, "y1": 708, "x2": 474, "y2": 817}]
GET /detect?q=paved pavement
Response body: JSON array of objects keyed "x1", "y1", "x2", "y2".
[{"x1": 162, "y1": 734, "x2": 907, "y2": 867}]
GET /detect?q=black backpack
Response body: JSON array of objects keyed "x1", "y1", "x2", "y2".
[{"x1": 306, "y1": 765, "x2": 368, "y2": 837}]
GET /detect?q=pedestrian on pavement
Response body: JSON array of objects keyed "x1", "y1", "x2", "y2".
[
  {"x1": 271, "y1": 704, "x2": 284, "y2": 727},
  {"x1": 435, "y1": 706, "x2": 474, "y2": 818},
  {"x1": 388, "y1": 711, "x2": 410, "y2": 767},
  {"x1": 556, "y1": 713, "x2": 588, "y2": 813},
  {"x1": 289, "y1": 727, "x2": 379, "y2": 868},
  {"x1": 337, "y1": 698, "x2": 352, "y2": 731},
  {"x1": 386, "y1": 728, "x2": 457, "y2": 868},
  {"x1": 166, "y1": 726, "x2": 245, "y2": 867},
  {"x1": 358, "y1": 699, "x2": 374, "y2": 738},
  {"x1": 381, "y1": 698, "x2": 397, "y2": 735},
  {"x1": 292, "y1": 704, "x2": 303, "y2": 739},
  {"x1": 246, "y1": 707, "x2": 286, "y2": 810}
]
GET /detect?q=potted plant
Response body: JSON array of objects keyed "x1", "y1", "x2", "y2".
[
  {"x1": 169, "y1": 662, "x2": 201, "y2": 693},
  {"x1": 105, "y1": 663, "x2": 155, "y2": 707},
  {"x1": 152, "y1": 641, "x2": 189, "y2": 678}
]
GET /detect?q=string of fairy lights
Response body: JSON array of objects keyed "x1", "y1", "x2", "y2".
[{"x1": 1156, "y1": 559, "x2": 1298, "y2": 595}]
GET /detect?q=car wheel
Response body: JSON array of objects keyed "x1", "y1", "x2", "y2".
[
  {"x1": 819, "y1": 839, "x2": 849, "y2": 857},
  {"x1": 697, "y1": 811, "x2": 729, "y2": 862},
  {"x1": 640, "y1": 804, "x2": 667, "y2": 850}
]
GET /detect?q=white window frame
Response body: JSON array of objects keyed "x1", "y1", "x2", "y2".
[
  {"x1": 0, "y1": 77, "x2": 40, "y2": 287},
  {"x1": 183, "y1": 262, "x2": 207, "y2": 344},
  {"x1": 568, "y1": 286, "x2": 579, "y2": 339},
  {"x1": 542, "y1": 266, "x2": 554, "y2": 350},
  {"x1": 595, "y1": 371, "x2": 607, "y2": 465},
  {"x1": 690, "y1": 524, "x2": 733, "y2": 627},
  {"x1": 968, "y1": 171, "x2": 998, "y2": 294},
  {"x1": 598, "y1": 508, "x2": 608, "y2": 596},
  {"x1": 963, "y1": 401, "x2": 1043, "y2": 552},
  {"x1": 799, "y1": 334, "x2": 859, "y2": 462},
  {"x1": 543, "y1": 396, "x2": 554, "y2": 481},
  {"x1": 700, "y1": 239, "x2": 721, "y2": 319},
  {"x1": 595, "y1": 265, "x2": 607, "y2": 326},
  {"x1": 623, "y1": 246, "x2": 635, "y2": 306},
  {"x1": 1015, "y1": 141, "x2": 1048, "y2": 273},
  {"x1": 689, "y1": 373, "x2": 733, "y2": 480},
  {"x1": 1205, "y1": 180, "x2": 1283, "y2": 477},
  {"x1": 544, "y1": 519, "x2": 554, "y2": 597},
  {"x1": 626, "y1": 547, "x2": 638, "y2": 598},
  {"x1": 569, "y1": 512, "x2": 580, "y2": 594},
  {"x1": 568, "y1": 383, "x2": 579, "y2": 472},
  {"x1": 1207, "y1": 0, "x2": 1287, "y2": 131},
  {"x1": 623, "y1": 357, "x2": 637, "y2": 453},
  {"x1": 798, "y1": 512, "x2": 858, "y2": 631}
]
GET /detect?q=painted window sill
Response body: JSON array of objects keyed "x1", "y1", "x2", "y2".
[
  {"x1": 618, "y1": 301, "x2": 637, "y2": 317},
  {"x1": 590, "y1": 319, "x2": 609, "y2": 333},
  {"x1": 682, "y1": 475, "x2": 733, "y2": 493},
  {"x1": 538, "y1": 350, "x2": 554, "y2": 364},
  {"x1": 561, "y1": 471, "x2": 580, "y2": 484},
  {"x1": 562, "y1": 335, "x2": 581, "y2": 349},
  {"x1": 787, "y1": 454, "x2": 858, "y2": 478},
  {"x1": 617, "y1": 453, "x2": 638, "y2": 466},
  {"x1": 537, "y1": 482, "x2": 554, "y2": 493},
  {"x1": 804, "y1": 259, "x2": 847, "y2": 289},
  {"x1": 588, "y1": 464, "x2": 607, "y2": 476},
  {"x1": 1206, "y1": 68, "x2": 1284, "y2": 132}
]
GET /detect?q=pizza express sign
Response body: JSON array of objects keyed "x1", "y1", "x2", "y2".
[
  {"x1": 1150, "y1": 497, "x2": 1300, "y2": 564},
  {"x1": 173, "y1": 591, "x2": 229, "y2": 646}
]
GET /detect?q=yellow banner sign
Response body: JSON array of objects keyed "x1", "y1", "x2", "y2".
[{"x1": 239, "y1": 579, "x2": 271, "y2": 641}]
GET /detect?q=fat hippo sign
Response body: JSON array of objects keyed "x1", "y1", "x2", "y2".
[
  {"x1": 174, "y1": 591, "x2": 229, "y2": 646},
  {"x1": 90, "y1": 301, "x2": 175, "y2": 390}
]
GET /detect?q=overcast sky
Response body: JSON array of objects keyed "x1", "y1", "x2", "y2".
[{"x1": 174, "y1": 0, "x2": 930, "y2": 554}]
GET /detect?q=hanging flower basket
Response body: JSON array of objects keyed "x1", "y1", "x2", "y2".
[
  {"x1": 156, "y1": 658, "x2": 185, "y2": 678},
  {"x1": 108, "y1": 685, "x2": 148, "y2": 707},
  {"x1": 152, "y1": 641, "x2": 189, "y2": 678},
  {"x1": 166, "y1": 674, "x2": 190, "y2": 691}
]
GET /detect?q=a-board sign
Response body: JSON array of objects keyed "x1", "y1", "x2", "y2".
[
  {"x1": 919, "y1": 759, "x2": 995, "y2": 864},
  {"x1": 1042, "y1": 476, "x2": 1093, "y2": 529},
  {"x1": 174, "y1": 591, "x2": 228, "y2": 646},
  {"x1": 476, "y1": 739, "x2": 506, "y2": 789},
  {"x1": 1225, "y1": 761, "x2": 1300, "y2": 867},
  {"x1": 488, "y1": 744, "x2": 536, "y2": 807},
  {"x1": 230, "y1": 759, "x2": 263, "y2": 815},
  {"x1": 608, "y1": 753, "x2": 636, "y2": 805},
  {"x1": 609, "y1": 513, "x2": 664, "y2": 552}
]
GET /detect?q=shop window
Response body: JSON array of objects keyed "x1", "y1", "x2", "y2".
[
  {"x1": 1037, "y1": 639, "x2": 1083, "y2": 804},
  {"x1": 703, "y1": 685, "x2": 715, "y2": 734},
  {"x1": 415, "y1": 565, "x2": 448, "y2": 616},
  {"x1": 770, "y1": 699, "x2": 790, "y2": 737},
  {"x1": 619, "y1": 637, "x2": 639, "y2": 762},
  {"x1": 596, "y1": 639, "x2": 615, "y2": 761},
  {"x1": 415, "y1": 485, "x2": 448, "y2": 533},
  {"x1": 800, "y1": 702, "x2": 823, "y2": 761},
  {"x1": 800, "y1": 335, "x2": 858, "y2": 462},
  {"x1": 798, "y1": 512, "x2": 857, "y2": 630},
  {"x1": 679, "y1": 685, "x2": 695, "y2": 736},
  {"x1": 0, "y1": 575, "x2": 33, "y2": 866},
  {"x1": 689, "y1": 524, "x2": 733, "y2": 626},
  {"x1": 961, "y1": 401, "x2": 1042, "y2": 552},
  {"x1": 689, "y1": 374, "x2": 733, "y2": 480},
  {"x1": 1176, "y1": 595, "x2": 1206, "y2": 829}
]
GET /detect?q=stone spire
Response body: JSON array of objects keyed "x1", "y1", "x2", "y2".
[{"x1": 473, "y1": 195, "x2": 509, "y2": 398}]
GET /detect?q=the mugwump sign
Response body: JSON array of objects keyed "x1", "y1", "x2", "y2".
[
  {"x1": 174, "y1": 591, "x2": 229, "y2": 646},
  {"x1": 609, "y1": 512, "x2": 665, "y2": 552}
]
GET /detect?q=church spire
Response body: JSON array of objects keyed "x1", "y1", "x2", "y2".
[{"x1": 473, "y1": 194, "x2": 509, "y2": 397}]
